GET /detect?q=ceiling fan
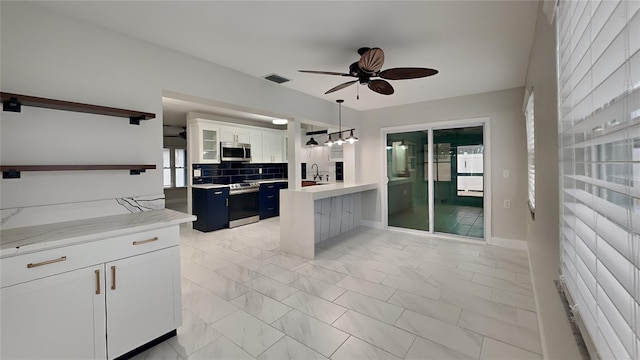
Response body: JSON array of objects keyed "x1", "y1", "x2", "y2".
[
  {"x1": 163, "y1": 125, "x2": 186, "y2": 139},
  {"x1": 299, "y1": 47, "x2": 438, "y2": 96}
]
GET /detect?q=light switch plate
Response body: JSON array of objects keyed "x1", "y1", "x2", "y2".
[
  {"x1": 504, "y1": 200, "x2": 511, "y2": 208},
  {"x1": 503, "y1": 170, "x2": 510, "y2": 178},
  {"x1": 194, "y1": 169, "x2": 202, "y2": 177}
]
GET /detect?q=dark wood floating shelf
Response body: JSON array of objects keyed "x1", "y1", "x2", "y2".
[
  {"x1": 1, "y1": 165, "x2": 156, "y2": 179},
  {"x1": 1, "y1": 92, "x2": 155, "y2": 125}
]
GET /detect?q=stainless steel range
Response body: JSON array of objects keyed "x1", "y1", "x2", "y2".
[{"x1": 228, "y1": 182, "x2": 260, "y2": 228}]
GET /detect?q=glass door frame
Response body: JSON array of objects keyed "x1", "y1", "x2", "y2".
[{"x1": 380, "y1": 117, "x2": 492, "y2": 244}]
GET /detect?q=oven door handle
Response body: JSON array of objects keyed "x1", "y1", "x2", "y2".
[{"x1": 229, "y1": 188, "x2": 259, "y2": 195}]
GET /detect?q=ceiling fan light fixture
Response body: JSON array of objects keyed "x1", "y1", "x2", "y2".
[
  {"x1": 346, "y1": 129, "x2": 358, "y2": 143},
  {"x1": 272, "y1": 118, "x2": 288, "y2": 125}
]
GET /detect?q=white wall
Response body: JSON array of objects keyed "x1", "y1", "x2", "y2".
[
  {"x1": 359, "y1": 87, "x2": 528, "y2": 242},
  {"x1": 0, "y1": 2, "x2": 358, "y2": 212},
  {"x1": 523, "y1": 2, "x2": 582, "y2": 359}
]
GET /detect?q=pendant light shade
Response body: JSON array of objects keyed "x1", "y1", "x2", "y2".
[
  {"x1": 325, "y1": 134, "x2": 334, "y2": 147},
  {"x1": 346, "y1": 129, "x2": 359, "y2": 143},
  {"x1": 306, "y1": 137, "x2": 319, "y2": 146}
]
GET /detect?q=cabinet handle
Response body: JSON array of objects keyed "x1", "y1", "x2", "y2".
[
  {"x1": 268, "y1": 195, "x2": 274, "y2": 199},
  {"x1": 267, "y1": 185, "x2": 274, "y2": 189},
  {"x1": 132, "y1": 237, "x2": 159, "y2": 246},
  {"x1": 214, "y1": 191, "x2": 222, "y2": 195},
  {"x1": 268, "y1": 207, "x2": 275, "y2": 210},
  {"x1": 95, "y1": 269, "x2": 101, "y2": 295},
  {"x1": 111, "y1": 266, "x2": 116, "y2": 290},
  {"x1": 226, "y1": 198, "x2": 229, "y2": 207},
  {"x1": 27, "y1": 256, "x2": 67, "y2": 268}
]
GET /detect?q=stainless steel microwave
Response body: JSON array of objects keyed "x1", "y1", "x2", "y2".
[{"x1": 220, "y1": 142, "x2": 251, "y2": 162}]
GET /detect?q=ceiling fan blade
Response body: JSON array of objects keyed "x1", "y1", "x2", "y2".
[
  {"x1": 358, "y1": 48, "x2": 385, "y2": 74},
  {"x1": 325, "y1": 80, "x2": 357, "y2": 94},
  {"x1": 379, "y1": 67, "x2": 438, "y2": 80},
  {"x1": 368, "y1": 79, "x2": 394, "y2": 95},
  {"x1": 299, "y1": 70, "x2": 350, "y2": 76}
]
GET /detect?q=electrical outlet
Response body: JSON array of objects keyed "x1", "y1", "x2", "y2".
[
  {"x1": 503, "y1": 170, "x2": 510, "y2": 178},
  {"x1": 259, "y1": 168, "x2": 262, "y2": 174},
  {"x1": 504, "y1": 200, "x2": 511, "y2": 208}
]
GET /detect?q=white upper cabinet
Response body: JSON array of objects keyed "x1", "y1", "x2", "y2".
[
  {"x1": 329, "y1": 145, "x2": 343, "y2": 162},
  {"x1": 250, "y1": 131, "x2": 264, "y2": 163},
  {"x1": 220, "y1": 126, "x2": 250, "y2": 144},
  {"x1": 263, "y1": 131, "x2": 284, "y2": 163},
  {"x1": 189, "y1": 119, "x2": 220, "y2": 164}
]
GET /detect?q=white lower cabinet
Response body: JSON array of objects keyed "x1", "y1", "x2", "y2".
[
  {"x1": 106, "y1": 247, "x2": 181, "y2": 359},
  {"x1": 0, "y1": 227, "x2": 182, "y2": 360},
  {"x1": 1, "y1": 265, "x2": 107, "y2": 359}
]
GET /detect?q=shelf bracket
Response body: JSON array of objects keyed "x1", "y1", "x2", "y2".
[
  {"x1": 130, "y1": 169, "x2": 146, "y2": 175},
  {"x1": 3, "y1": 97, "x2": 21, "y2": 113},
  {"x1": 2, "y1": 170, "x2": 21, "y2": 179},
  {"x1": 129, "y1": 116, "x2": 144, "y2": 126}
]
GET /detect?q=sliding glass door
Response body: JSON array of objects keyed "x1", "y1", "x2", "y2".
[
  {"x1": 386, "y1": 125, "x2": 485, "y2": 240},
  {"x1": 386, "y1": 131, "x2": 429, "y2": 231}
]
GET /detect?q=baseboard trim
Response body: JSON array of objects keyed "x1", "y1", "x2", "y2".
[
  {"x1": 360, "y1": 220, "x2": 384, "y2": 229},
  {"x1": 491, "y1": 237, "x2": 528, "y2": 251}
]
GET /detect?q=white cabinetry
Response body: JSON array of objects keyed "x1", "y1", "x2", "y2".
[
  {"x1": 263, "y1": 131, "x2": 284, "y2": 163},
  {"x1": 105, "y1": 247, "x2": 180, "y2": 358},
  {"x1": 190, "y1": 119, "x2": 220, "y2": 163},
  {"x1": 1, "y1": 265, "x2": 107, "y2": 359},
  {"x1": 250, "y1": 131, "x2": 264, "y2": 163},
  {"x1": 220, "y1": 126, "x2": 250, "y2": 143},
  {"x1": 329, "y1": 145, "x2": 343, "y2": 162},
  {"x1": 0, "y1": 225, "x2": 182, "y2": 360}
]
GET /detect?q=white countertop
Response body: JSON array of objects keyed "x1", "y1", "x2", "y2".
[
  {"x1": 0, "y1": 209, "x2": 196, "y2": 258},
  {"x1": 286, "y1": 182, "x2": 377, "y2": 200},
  {"x1": 192, "y1": 184, "x2": 229, "y2": 189},
  {"x1": 253, "y1": 179, "x2": 288, "y2": 184}
]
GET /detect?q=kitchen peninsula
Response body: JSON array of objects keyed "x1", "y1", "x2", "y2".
[{"x1": 279, "y1": 182, "x2": 377, "y2": 259}]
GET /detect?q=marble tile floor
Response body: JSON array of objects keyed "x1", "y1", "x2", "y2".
[{"x1": 133, "y1": 217, "x2": 541, "y2": 360}]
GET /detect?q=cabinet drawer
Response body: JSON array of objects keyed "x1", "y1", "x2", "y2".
[{"x1": 1, "y1": 226, "x2": 179, "y2": 288}]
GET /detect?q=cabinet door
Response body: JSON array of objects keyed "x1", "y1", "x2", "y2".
[
  {"x1": 259, "y1": 184, "x2": 278, "y2": 219},
  {"x1": 200, "y1": 127, "x2": 219, "y2": 163},
  {"x1": 264, "y1": 132, "x2": 284, "y2": 163},
  {"x1": 329, "y1": 145, "x2": 343, "y2": 162},
  {"x1": 250, "y1": 131, "x2": 264, "y2": 163},
  {"x1": 105, "y1": 247, "x2": 181, "y2": 359},
  {"x1": 220, "y1": 127, "x2": 236, "y2": 143},
  {"x1": 235, "y1": 128, "x2": 250, "y2": 143},
  {"x1": 192, "y1": 188, "x2": 229, "y2": 231},
  {"x1": 1, "y1": 265, "x2": 107, "y2": 359}
]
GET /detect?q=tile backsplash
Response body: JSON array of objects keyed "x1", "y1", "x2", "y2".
[{"x1": 192, "y1": 163, "x2": 287, "y2": 184}]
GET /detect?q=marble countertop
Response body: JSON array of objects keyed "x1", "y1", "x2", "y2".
[
  {"x1": 192, "y1": 184, "x2": 230, "y2": 189},
  {"x1": 285, "y1": 182, "x2": 377, "y2": 200},
  {"x1": 0, "y1": 209, "x2": 195, "y2": 258}
]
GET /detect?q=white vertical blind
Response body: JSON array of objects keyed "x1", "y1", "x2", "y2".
[
  {"x1": 525, "y1": 91, "x2": 536, "y2": 214},
  {"x1": 558, "y1": 1, "x2": 640, "y2": 359}
]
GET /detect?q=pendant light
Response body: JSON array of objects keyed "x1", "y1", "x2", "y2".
[
  {"x1": 345, "y1": 129, "x2": 359, "y2": 144},
  {"x1": 324, "y1": 134, "x2": 334, "y2": 146},
  {"x1": 306, "y1": 136, "x2": 319, "y2": 147},
  {"x1": 334, "y1": 99, "x2": 345, "y2": 146},
  {"x1": 306, "y1": 125, "x2": 319, "y2": 147}
]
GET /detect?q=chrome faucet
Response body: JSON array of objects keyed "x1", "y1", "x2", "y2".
[{"x1": 311, "y1": 163, "x2": 321, "y2": 181}]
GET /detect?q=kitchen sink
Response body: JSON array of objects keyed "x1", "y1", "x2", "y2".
[{"x1": 301, "y1": 181, "x2": 331, "y2": 187}]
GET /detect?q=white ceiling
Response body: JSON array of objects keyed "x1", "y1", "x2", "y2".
[{"x1": 33, "y1": 1, "x2": 539, "y2": 121}]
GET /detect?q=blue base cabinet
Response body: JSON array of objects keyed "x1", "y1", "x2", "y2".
[
  {"x1": 192, "y1": 187, "x2": 229, "y2": 232},
  {"x1": 259, "y1": 181, "x2": 288, "y2": 219}
]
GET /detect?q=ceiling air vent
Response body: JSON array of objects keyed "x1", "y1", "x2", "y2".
[{"x1": 263, "y1": 74, "x2": 290, "y2": 84}]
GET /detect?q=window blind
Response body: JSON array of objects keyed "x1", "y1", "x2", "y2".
[
  {"x1": 558, "y1": 1, "x2": 640, "y2": 359},
  {"x1": 525, "y1": 91, "x2": 536, "y2": 214}
]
